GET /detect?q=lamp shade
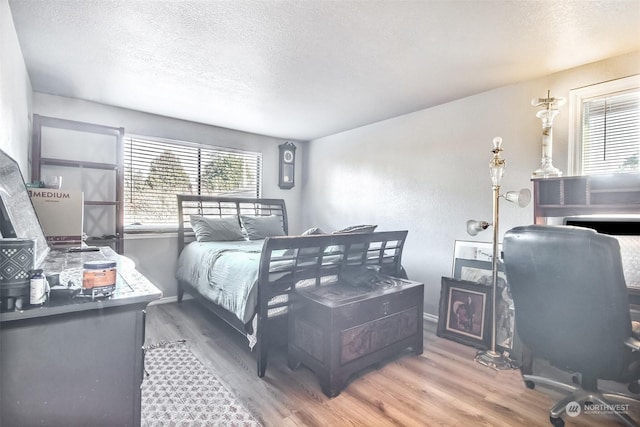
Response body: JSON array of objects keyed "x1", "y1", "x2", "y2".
[
  {"x1": 466, "y1": 220, "x2": 491, "y2": 236},
  {"x1": 503, "y1": 188, "x2": 532, "y2": 208}
]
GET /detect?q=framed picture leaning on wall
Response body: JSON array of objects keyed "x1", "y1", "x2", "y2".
[
  {"x1": 452, "y1": 240, "x2": 515, "y2": 353},
  {"x1": 437, "y1": 277, "x2": 492, "y2": 349},
  {"x1": 452, "y1": 240, "x2": 495, "y2": 266}
]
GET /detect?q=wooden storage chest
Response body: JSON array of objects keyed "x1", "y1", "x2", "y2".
[{"x1": 288, "y1": 276, "x2": 424, "y2": 397}]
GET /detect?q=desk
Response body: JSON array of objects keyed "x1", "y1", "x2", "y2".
[
  {"x1": 0, "y1": 247, "x2": 161, "y2": 427},
  {"x1": 288, "y1": 276, "x2": 423, "y2": 397}
]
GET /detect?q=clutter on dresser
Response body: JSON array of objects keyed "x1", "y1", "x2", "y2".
[
  {"x1": 29, "y1": 269, "x2": 49, "y2": 306},
  {"x1": 0, "y1": 238, "x2": 35, "y2": 311},
  {"x1": 28, "y1": 188, "x2": 84, "y2": 248},
  {"x1": 0, "y1": 149, "x2": 122, "y2": 313},
  {"x1": 82, "y1": 260, "x2": 117, "y2": 298}
]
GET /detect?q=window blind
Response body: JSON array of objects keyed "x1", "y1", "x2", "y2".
[
  {"x1": 581, "y1": 89, "x2": 640, "y2": 175},
  {"x1": 123, "y1": 136, "x2": 262, "y2": 227}
]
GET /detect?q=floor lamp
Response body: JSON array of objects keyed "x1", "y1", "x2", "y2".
[{"x1": 466, "y1": 137, "x2": 531, "y2": 370}]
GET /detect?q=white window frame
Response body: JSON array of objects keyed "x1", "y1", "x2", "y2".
[
  {"x1": 123, "y1": 134, "x2": 263, "y2": 233},
  {"x1": 568, "y1": 74, "x2": 640, "y2": 176}
]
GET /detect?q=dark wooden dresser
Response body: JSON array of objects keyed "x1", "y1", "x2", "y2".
[
  {"x1": 288, "y1": 276, "x2": 424, "y2": 397},
  {"x1": 0, "y1": 247, "x2": 162, "y2": 427}
]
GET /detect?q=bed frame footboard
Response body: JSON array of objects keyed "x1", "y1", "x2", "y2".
[{"x1": 254, "y1": 230, "x2": 408, "y2": 376}]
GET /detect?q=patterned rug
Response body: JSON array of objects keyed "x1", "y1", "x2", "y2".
[{"x1": 141, "y1": 340, "x2": 262, "y2": 427}]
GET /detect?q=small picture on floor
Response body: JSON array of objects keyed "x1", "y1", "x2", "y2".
[
  {"x1": 453, "y1": 258, "x2": 515, "y2": 352},
  {"x1": 447, "y1": 287, "x2": 485, "y2": 336},
  {"x1": 437, "y1": 277, "x2": 491, "y2": 349}
]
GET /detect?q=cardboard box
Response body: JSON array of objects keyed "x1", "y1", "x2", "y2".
[{"x1": 29, "y1": 189, "x2": 84, "y2": 246}]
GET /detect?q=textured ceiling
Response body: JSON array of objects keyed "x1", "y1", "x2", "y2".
[{"x1": 8, "y1": 0, "x2": 640, "y2": 141}]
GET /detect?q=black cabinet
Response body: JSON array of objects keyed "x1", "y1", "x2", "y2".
[{"x1": 0, "y1": 248, "x2": 161, "y2": 427}]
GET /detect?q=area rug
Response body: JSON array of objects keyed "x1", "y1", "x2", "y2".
[{"x1": 141, "y1": 340, "x2": 262, "y2": 427}]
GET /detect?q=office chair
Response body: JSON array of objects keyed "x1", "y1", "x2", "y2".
[{"x1": 503, "y1": 225, "x2": 640, "y2": 427}]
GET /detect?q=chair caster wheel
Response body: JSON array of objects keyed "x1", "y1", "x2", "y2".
[
  {"x1": 525, "y1": 380, "x2": 536, "y2": 389},
  {"x1": 550, "y1": 416, "x2": 565, "y2": 427},
  {"x1": 629, "y1": 381, "x2": 640, "y2": 394}
]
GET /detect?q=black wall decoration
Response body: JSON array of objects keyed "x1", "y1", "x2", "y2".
[{"x1": 278, "y1": 142, "x2": 296, "y2": 189}]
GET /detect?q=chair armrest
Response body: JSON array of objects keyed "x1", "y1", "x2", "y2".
[{"x1": 625, "y1": 336, "x2": 640, "y2": 351}]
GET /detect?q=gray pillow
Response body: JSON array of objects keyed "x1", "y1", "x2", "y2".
[
  {"x1": 302, "y1": 227, "x2": 325, "y2": 236},
  {"x1": 241, "y1": 215, "x2": 286, "y2": 240},
  {"x1": 330, "y1": 224, "x2": 377, "y2": 254},
  {"x1": 190, "y1": 215, "x2": 246, "y2": 242},
  {"x1": 284, "y1": 227, "x2": 326, "y2": 256},
  {"x1": 333, "y1": 224, "x2": 377, "y2": 234}
]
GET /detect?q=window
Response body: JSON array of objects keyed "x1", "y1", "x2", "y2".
[
  {"x1": 123, "y1": 135, "x2": 262, "y2": 229},
  {"x1": 569, "y1": 75, "x2": 640, "y2": 175}
]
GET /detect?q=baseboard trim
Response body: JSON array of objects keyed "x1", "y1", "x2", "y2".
[{"x1": 423, "y1": 312, "x2": 438, "y2": 323}]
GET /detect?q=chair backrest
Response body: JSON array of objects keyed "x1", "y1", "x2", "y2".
[{"x1": 503, "y1": 225, "x2": 632, "y2": 378}]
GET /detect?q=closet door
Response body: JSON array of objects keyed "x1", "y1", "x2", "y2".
[{"x1": 31, "y1": 114, "x2": 124, "y2": 253}]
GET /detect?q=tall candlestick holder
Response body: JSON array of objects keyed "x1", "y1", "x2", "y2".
[{"x1": 531, "y1": 90, "x2": 564, "y2": 178}]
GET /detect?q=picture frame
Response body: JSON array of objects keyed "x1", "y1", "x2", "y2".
[
  {"x1": 437, "y1": 277, "x2": 492, "y2": 349},
  {"x1": 452, "y1": 240, "x2": 496, "y2": 265},
  {"x1": 0, "y1": 149, "x2": 50, "y2": 266},
  {"x1": 452, "y1": 256, "x2": 515, "y2": 353},
  {"x1": 453, "y1": 258, "x2": 502, "y2": 284}
]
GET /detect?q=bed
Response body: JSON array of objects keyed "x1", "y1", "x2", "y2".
[{"x1": 175, "y1": 195, "x2": 408, "y2": 377}]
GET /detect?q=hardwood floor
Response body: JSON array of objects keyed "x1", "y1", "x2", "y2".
[{"x1": 145, "y1": 300, "x2": 639, "y2": 427}]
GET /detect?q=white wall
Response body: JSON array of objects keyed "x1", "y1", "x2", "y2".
[
  {"x1": 302, "y1": 52, "x2": 640, "y2": 316},
  {"x1": 33, "y1": 93, "x2": 306, "y2": 297},
  {"x1": 0, "y1": 0, "x2": 32, "y2": 174}
]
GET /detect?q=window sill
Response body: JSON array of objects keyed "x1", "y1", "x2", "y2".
[
  {"x1": 124, "y1": 232, "x2": 178, "y2": 240},
  {"x1": 125, "y1": 224, "x2": 179, "y2": 240}
]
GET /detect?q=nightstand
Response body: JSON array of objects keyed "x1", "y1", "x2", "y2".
[{"x1": 288, "y1": 276, "x2": 424, "y2": 397}]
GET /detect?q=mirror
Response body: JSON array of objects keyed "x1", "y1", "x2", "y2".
[{"x1": 0, "y1": 149, "x2": 49, "y2": 266}]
